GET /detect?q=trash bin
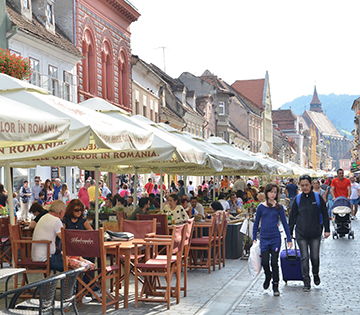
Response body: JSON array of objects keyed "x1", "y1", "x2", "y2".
[{"x1": 225, "y1": 222, "x2": 244, "y2": 259}]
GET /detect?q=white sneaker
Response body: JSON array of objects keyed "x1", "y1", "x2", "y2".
[
  {"x1": 82, "y1": 296, "x2": 92, "y2": 304},
  {"x1": 92, "y1": 289, "x2": 110, "y2": 299}
]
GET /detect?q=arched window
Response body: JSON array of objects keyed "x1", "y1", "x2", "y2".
[
  {"x1": 118, "y1": 48, "x2": 129, "y2": 107},
  {"x1": 102, "y1": 40, "x2": 114, "y2": 101},
  {"x1": 82, "y1": 28, "x2": 96, "y2": 96}
]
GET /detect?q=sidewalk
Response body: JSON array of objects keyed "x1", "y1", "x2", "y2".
[{"x1": 228, "y1": 218, "x2": 360, "y2": 315}]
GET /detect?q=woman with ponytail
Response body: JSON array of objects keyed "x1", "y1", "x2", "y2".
[{"x1": 253, "y1": 182, "x2": 292, "y2": 296}]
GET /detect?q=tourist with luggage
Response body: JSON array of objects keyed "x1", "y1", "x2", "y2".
[
  {"x1": 253, "y1": 183, "x2": 292, "y2": 296},
  {"x1": 289, "y1": 174, "x2": 330, "y2": 292}
]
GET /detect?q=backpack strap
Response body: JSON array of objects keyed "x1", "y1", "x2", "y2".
[{"x1": 296, "y1": 191, "x2": 323, "y2": 225}]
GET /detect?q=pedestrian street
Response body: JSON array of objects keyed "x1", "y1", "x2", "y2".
[{"x1": 229, "y1": 218, "x2": 360, "y2": 315}]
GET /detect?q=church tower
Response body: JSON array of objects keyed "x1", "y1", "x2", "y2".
[{"x1": 309, "y1": 85, "x2": 323, "y2": 112}]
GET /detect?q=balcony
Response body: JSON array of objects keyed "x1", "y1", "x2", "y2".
[{"x1": 28, "y1": 72, "x2": 78, "y2": 103}]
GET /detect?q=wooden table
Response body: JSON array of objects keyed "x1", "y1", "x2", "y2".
[
  {"x1": 0, "y1": 268, "x2": 26, "y2": 308},
  {"x1": 106, "y1": 239, "x2": 144, "y2": 308}
]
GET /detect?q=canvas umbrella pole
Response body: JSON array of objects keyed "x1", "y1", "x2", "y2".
[
  {"x1": 183, "y1": 169, "x2": 187, "y2": 194},
  {"x1": 213, "y1": 172, "x2": 216, "y2": 201},
  {"x1": 133, "y1": 167, "x2": 138, "y2": 211},
  {"x1": 95, "y1": 166, "x2": 100, "y2": 230},
  {"x1": 160, "y1": 167, "x2": 163, "y2": 210},
  {"x1": 5, "y1": 160, "x2": 15, "y2": 224}
]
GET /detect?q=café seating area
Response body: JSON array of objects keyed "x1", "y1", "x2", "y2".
[{"x1": 0, "y1": 211, "x2": 246, "y2": 314}]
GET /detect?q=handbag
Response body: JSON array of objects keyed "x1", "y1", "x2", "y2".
[{"x1": 247, "y1": 241, "x2": 261, "y2": 278}]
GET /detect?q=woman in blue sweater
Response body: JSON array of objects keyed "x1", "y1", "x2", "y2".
[{"x1": 253, "y1": 183, "x2": 292, "y2": 296}]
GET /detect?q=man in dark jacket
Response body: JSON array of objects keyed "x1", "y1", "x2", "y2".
[{"x1": 289, "y1": 174, "x2": 330, "y2": 292}]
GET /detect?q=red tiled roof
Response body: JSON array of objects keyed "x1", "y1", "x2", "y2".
[{"x1": 231, "y1": 79, "x2": 265, "y2": 110}]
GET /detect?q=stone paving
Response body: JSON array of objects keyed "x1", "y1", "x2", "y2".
[
  {"x1": 2, "y1": 218, "x2": 360, "y2": 314},
  {"x1": 228, "y1": 218, "x2": 360, "y2": 315}
]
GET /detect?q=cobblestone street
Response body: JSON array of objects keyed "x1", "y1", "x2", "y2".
[{"x1": 1, "y1": 219, "x2": 358, "y2": 314}]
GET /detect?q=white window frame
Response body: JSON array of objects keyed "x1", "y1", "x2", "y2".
[
  {"x1": 218, "y1": 131, "x2": 225, "y2": 139},
  {"x1": 48, "y1": 65, "x2": 59, "y2": 96},
  {"x1": 46, "y1": 3, "x2": 53, "y2": 25},
  {"x1": 29, "y1": 57, "x2": 41, "y2": 86},
  {"x1": 218, "y1": 101, "x2": 225, "y2": 115},
  {"x1": 63, "y1": 71, "x2": 72, "y2": 102}
]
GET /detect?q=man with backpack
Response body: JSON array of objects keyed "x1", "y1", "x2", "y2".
[{"x1": 289, "y1": 174, "x2": 330, "y2": 292}]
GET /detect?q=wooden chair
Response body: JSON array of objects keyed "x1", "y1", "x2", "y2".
[
  {"x1": 189, "y1": 212, "x2": 220, "y2": 273},
  {"x1": 120, "y1": 218, "x2": 157, "y2": 238},
  {"x1": 0, "y1": 217, "x2": 12, "y2": 267},
  {"x1": 218, "y1": 211, "x2": 229, "y2": 268},
  {"x1": 154, "y1": 218, "x2": 195, "y2": 297},
  {"x1": 15, "y1": 267, "x2": 85, "y2": 315},
  {"x1": 134, "y1": 224, "x2": 186, "y2": 309},
  {"x1": 137, "y1": 214, "x2": 169, "y2": 235},
  {"x1": 116, "y1": 218, "x2": 156, "y2": 286},
  {"x1": 103, "y1": 221, "x2": 120, "y2": 232},
  {"x1": 115, "y1": 210, "x2": 125, "y2": 222},
  {"x1": 61, "y1": 227, "x2": 120, "y2": 315},
  {"x1": 0, "y1": 272, "x2": 66, "y2": 315},
  {"x1": 8, "y1": 224, "x2": 51, "y2": 290}
]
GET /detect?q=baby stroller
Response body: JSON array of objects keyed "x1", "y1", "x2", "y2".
[{"x1": 332, "y1": 196, "x2": 354, "y2": 239}]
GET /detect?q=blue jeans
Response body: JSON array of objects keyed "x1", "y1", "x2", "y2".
[
  {"x1": 297, "y1": 236, "x2": 321, "y2": 284},
  {"x1": 50, "y1": 253, "x2": 64, "y2": 272}
]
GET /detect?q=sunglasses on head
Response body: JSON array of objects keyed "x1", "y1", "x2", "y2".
[{"x1": 299, "y1": 175, "x2": 311, "y2": 181}]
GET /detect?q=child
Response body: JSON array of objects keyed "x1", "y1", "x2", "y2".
[
  {"x1": 37, "y1": 191, "x2": 46, "y2": 206},
  {"x1": 13, "y1": 192, "x2": 19, "y2": 217},
  {"x1": 252, "y1": 182, "x2": 292, "y2": 296}
]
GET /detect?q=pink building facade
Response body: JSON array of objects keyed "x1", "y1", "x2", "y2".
[{"x1": 75, "y1": 0, "x2": 139, "y2": 111}]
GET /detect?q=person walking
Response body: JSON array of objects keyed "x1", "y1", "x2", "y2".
[
  {"x1": 349, "y1": 176, "x2": 360, "y2": 220},
  {"x1": 31, "y1": 176, "x2": 42, "y2": 203},
  {"x1": 53, "y1": 178, "x2": 62, "y2": 200},
  {"x1": 285, "y1": 178, "x2": 298, "y2": 208},
  {"x1": 330, "y1": 168, "x2": 351, "y2": 200},
  {"x1": 253, "y1": 183, "x2": 292, "y2": 296},
  {"x1": 58, "y1": 183, "x2": 71, "y2": 203},
  {"x1": 78, "y1": 180, "x2": 90, "y2": 209},
  {"x1": 19, "y1": 180, "x2": 31, "y2": 221},
  {"x1": 42, "y1": 179, "x2": 53, "y2": 204},
  {"x1": 289, "y1": 174, "x2": 330, "y2": 292}
]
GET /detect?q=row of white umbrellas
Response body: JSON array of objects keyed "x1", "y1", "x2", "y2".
[{"x1": 0, "y1": 73, "x2": 316, "y2": 225}]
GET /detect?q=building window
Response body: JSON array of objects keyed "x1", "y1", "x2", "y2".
[
  {"x1": 23, "y1": 0, "x2": 29, "y2": 9},
  {"x1": 82, "y1": 29, "x2": 96, "y2": 96},
  {"x1": 48, "y1": 65, "x2": 59, "y2": 96},
  {"x1": 218, "y1": 101, "x2": 225, "y2": 115},
  {"x1": 46, "y1": 3, "x2": 53, "y2": 24},
  {"x1": 29, "y1": 58, "x2": 40, "y2": 86},
  {"x1": 218, "y1": 131, "x2": 225, "y2": 139},
  {"x1": 101, "y1": 41, "x2": 114, "y2": 101},
  {"x1": 63, "y1": 71, "x2": 72, "y2": 101},
  {"x1": 143, "y1": 95, "x2": 147, "y2": 117}
]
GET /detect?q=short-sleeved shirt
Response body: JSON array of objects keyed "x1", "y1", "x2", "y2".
[
  {"x1": 285, "y1": 183, "x2": 298, "y2": 199},
  {"x1": 331, "y1": 178, "x2": 351, "y2": 198},
  {"x1": 350, "y1": 182, "x2": 360, "y2": 199},
  {"x1": 32, "y1": 213, "x2": 63, "y2": 261}
]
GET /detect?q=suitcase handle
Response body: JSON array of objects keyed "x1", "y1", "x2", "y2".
[{"x1": 285, "y1": 237, "x2": 298, "y2": 259}]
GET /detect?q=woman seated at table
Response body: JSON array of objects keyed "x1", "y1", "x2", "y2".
[
  {"x1": 63, "y1": 199, "x2": 93, "y2": 230},
  {"x1": 28, "y1": 202, "x2": 48, "y2": 229},
  {"x1": 211, "y1": 201, "x2": 224, "y2": 214},
  {"x1": 163, "y1": 193, "x2": 189, "y2": 224},
  {"x1": 181, "y1": 196, "x2": 190, "y2": 214}
]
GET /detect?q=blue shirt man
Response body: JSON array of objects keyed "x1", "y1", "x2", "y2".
[
  {"x1": 285, "y1": 178, "x2": 298, "y2": 203},
  {"x1": 53, "y1": 178, "x2": 62, "y2": 200}
]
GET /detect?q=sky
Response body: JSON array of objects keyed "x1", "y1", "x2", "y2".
[{"x1": 130, "y1": 0, "x2": 360, "y2": 109}]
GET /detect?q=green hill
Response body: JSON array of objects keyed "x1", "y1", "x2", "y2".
[{"x1": 280, "y1": 94, "x2": 359, "y2": 138}]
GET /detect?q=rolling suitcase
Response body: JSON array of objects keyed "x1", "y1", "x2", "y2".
[{"x1": 280, "y1": 239, "x2": 303, "y2": 283}]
